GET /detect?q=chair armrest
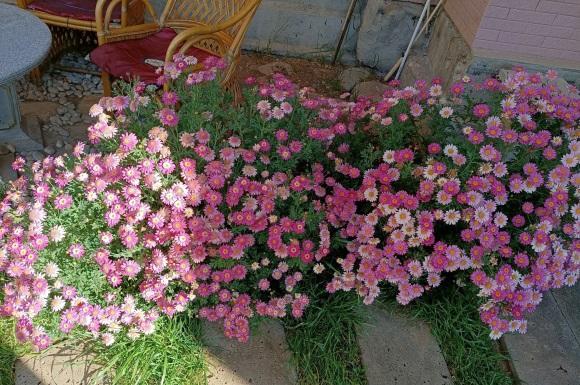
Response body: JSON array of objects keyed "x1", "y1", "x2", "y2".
[
  {"x1": 165, "y1": 0, "x2": 261, "y2": 67},
  {"x1": 95, "y1": 0, "x2": 159, "y2": 45},
  {"x1": 16, "y1": 0, "x2": 34, "y2": 9},
  {"x1": 165, "y1": 24, "x2": 233, "y2": 63}
]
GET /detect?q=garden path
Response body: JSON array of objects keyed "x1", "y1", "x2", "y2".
[
  {"x1": 203, "y1": 320, "x2": 297, "y2": 385},
  {"x1": 503, "y1": 285, "x2": 580, "y2": 385},
  {"x1": 358, "y1": 305, "x2": 452, "y2": 385},
  {"x1": 15, "y1": 345, "x2": 104, "y2": 385}
]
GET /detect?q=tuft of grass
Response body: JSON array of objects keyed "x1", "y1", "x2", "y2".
[
  {"x1": 380, "y1": 284, "x2": 514, "y2": 385},
  {"x1": 0, "y1": 318, "x2": 31, "y2": 385},
  {"x1": 284, "y1": 289, "x2": 367, "y2": 385},
  {"x1": 86, "y1": 314, "x2": 207, "y2": 385}
]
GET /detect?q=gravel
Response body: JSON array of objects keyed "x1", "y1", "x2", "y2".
[{"x1": 15, "y1": 51, "x2": 102, "y2": 163}]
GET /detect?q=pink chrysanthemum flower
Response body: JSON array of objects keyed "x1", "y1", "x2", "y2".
[
  {"x1": 54, "y1": 194, "x2": 73, "y2": 210},
  {"x1": 67, "y1": 243, "x2": 85, "y2": 259},
  {"x1": 158, "y1": 108, "x2": 179, "y2": 127}
]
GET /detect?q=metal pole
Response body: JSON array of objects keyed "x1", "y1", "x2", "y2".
[
  {"x1": 332, "y1": 0, "x2": 358, "y2": 65},
  {"x1": 395, "y1": 0, "x2": 430, "y2": 80},
  {"x1": 384, "y1": 0, "x2": 446, "y2": 81}
]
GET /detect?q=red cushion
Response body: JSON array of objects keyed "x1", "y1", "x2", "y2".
[
  {"x1": 90, "y1": 28, "x2": 218, "y2": 83},
  {"x1": 27, "y1": 0, "x2": 120, "y2": 22}
]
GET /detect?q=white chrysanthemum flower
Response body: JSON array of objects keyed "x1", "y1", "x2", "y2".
[
  {"x1": 394, "y1": 209, "x2": 412, "y2": 225},
  {"x1": 565, "y1": 273, "x2": 578, "y2": 287},
  {"x1": 531, "y1": 240, "x2": 547, "y2": 253},
  {"x1": 423, "y1": 165, "x2": 437, "y2": 180},
  {"x1": 108, "y1": 322, "x2": 122, "y2": 334},
  {"x1": 443, "y1": 210, "x2": 461, "y2": 225},
  {"x1": 474, "y1": 207, "x2": 490, "y2": 224},
  {"x1": 562, "y1": 153, "x2": 578, "y2": 168},
  {"x1": 77, "y1": 172, "x2": 89, "y2": 183},
  {"x1": 242, "y1": 165, "x2": 257, "y2": 177},
  {"x1": 569, "y1": 140, "x2": 580, "y2": 154},
  {"x1": 378, "y1": 204, "x2": 396, "y2": 216},
  {"x1": 382, "y1": 150, "x2": 395, "y2": 164},
  {"x1": 101, "y1": 333, "x2": 115, "y2": 346},
  {"x1": 402, "y1": 223, "x2": 415, "y2": 236},
  {"x1": 88, "y1": 104, "x2": 104, "y2": 117},
  {"x1": 429, "y1": 84, "x2": 442, "y2": 97},
  {"x1": 500, "y1": 96, "x2": 516, "y2": 109},
  {"x1": 479, "y1": 163, "x2": 493, "y2": 175},
  {"x1": 313, "y1": 263, "x2": 325, "y2": 274},
  {"x1": 443, "y1": 144, "x2": 458, "y2": 157},
  {"x1": 45, "y1": 262, "x2": 60, "y2": 278},
  {"x1": 364, "y1": 187, "x2": 378, "y2": 202},
  {"x1": 50, "y1": 296, "x2": 66, "y2": 312},
  {"x1": 439, "y1": 106, "x2": 454, "y2": 118},
  {"x1": 571, "y1": 203, "x2": 580, "y2": 220},
  {"x1": 127, "y1": 328, "x2": 141, "y2": 340},
  {"x1": 49, "y1": 225, "x2": 66, "y2": 243},
  {"x1": 408, "y1": 236, "x2": 421, "y2": 248}
]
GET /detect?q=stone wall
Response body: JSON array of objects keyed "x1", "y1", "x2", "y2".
[
  {"x1": 244, "y1": 0, "x2": 361, "y2": 64},
  {"x1": 150, "y1": 0, "x2": 424, "y2": 71}
]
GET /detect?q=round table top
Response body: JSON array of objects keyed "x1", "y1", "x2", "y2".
[{"x1": 0, "y1": 3, "x2": 52, "y2": 86}]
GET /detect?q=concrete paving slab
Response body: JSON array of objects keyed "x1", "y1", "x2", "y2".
[
  {"x1": 358, "y1": 305, "x2": 452, "y2": 385},
  {"x1": 15, "y1": 344, "x2": 105, "y2": 385},
  {"x1": 552, "y1": 285, "x2": 580, "y2": 341},
  {"x1": 504, "y1": 291, "x2": 580, "y2": 385},
  {"x1": 203, "y1": 320, "x2": 296, "y2": 385}
]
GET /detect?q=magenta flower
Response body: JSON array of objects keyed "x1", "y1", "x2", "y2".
[
  {"x1": 473, "y1": 103, "x2": 491, "y2": 118},
  {"x1": 158, "y1": 108, "x2": 179, "y2": 127}
]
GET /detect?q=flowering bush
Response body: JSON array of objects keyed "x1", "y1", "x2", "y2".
[{"x1": 1, "y1": 55, "x2": 578, "y2": 352}]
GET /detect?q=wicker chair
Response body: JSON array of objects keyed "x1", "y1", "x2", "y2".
[
  {"x1": 91, "y1": 0, "x2": 261, "y2": 101},
  {"x1": 16, "y1": 0, "x2": 145, "y2": 74}
]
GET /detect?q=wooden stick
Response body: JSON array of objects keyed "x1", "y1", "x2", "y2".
[
  {"x1": 383, "y1": 0, "x2": 447, "y2": 81},
  {"x1": 332, "y1": 0, "x2": 358, "y2": 65}
]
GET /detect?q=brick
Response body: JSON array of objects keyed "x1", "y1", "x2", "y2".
[
  {"x1": 508, "y1": 9, "x2": 556, "y2": 24},
  {"x1": 543, "y1": 36, "x2": 580, "y2": 50},
  {"x1": 551, "y1": 0, "x2": 580, "y2": 4},
  {"x1": 476, "y1": 28, "x2": 500, "y2": 41},
  {"x1": 537, "y1": 0, "x2": 580, "y2": 16},
  {"x1": 474, "y1": 39, "x2": 580, "y2": 61},
  {"x1": 498, "y1": 31, "x2": 546, "y2": 46},
  {"x1": 556, "y1": 49, "x2": 580, "y2": 61},
  {"x1": 553, "y1": 14, "x2": 580, "y2": 28},
  {"x1": 480, "y1": 17, "x2": 574, "y2": 38},
  {"x1": 485, "y1": 5, "x2": 510, "y2": 18},
  {"x1": 490, "y1": 0, "x2": 539, "y2": 10}
]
